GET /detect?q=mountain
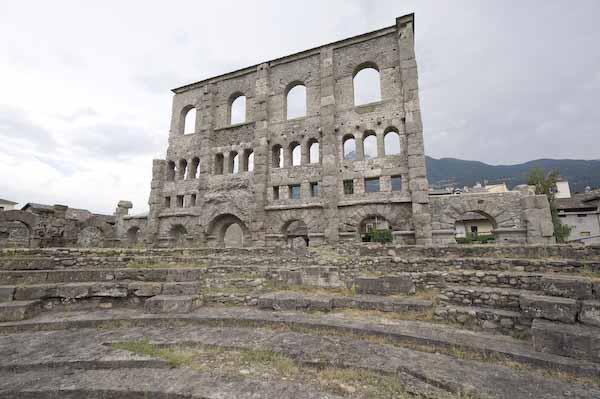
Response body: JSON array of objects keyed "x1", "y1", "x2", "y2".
[{"x1": 426, "y1": 157, "x2": 600, "y2": 193}]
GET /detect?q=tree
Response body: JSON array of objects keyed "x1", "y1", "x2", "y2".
[{"x1": 526, "y1": 168, "x2": 571, "y2": 243}]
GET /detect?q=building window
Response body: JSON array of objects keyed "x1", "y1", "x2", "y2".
[
  {"x1": 365, "y1": 177, "x2": 380, "y2": 193},
  {"x1": 166, "y1": 161, "x2": 176, "y2": 181},
  {"x1": 343, "y1": 135, "x2": 357, "y2": 160},
  {"x1": 230, "y1": 94, "x2": 246, "y2": 125},
  {"x1": 290, "y1": 142, "x2": 301, "y2": 166},
  {"x1": 189, "y1": 194, "x2": 197, "y2": 207},
  {"x1": 243, "y1": 149, "x2": 254, "y2": 172},
  {"x1": 391, "y1": 175, "x2": 402, "y2": 191},
  {"x1": 308, "y1": 139, "x2": 319, "y2": 164},
  {"x1": 164, "y1": 196, "x2": 171, "y2": 208},
  {"x1": 353, "y1": 64, "x2": 381, "y2": 106},
  {"x1": 343, "y1": 179, "x2": 354, "y2": 195},
  {"x1": 230, "y1": 151, "x2": 239, "y2": 174},
  {"x1": 182, "y1": 107, "x2": 197, "y2": 135},
  {"x1": 176, "y1": 195, "x2": 184, "y2": 208},
  {"x1": 215, "y1": 154, "x2": 224, "y2": 174},
  {"x1": 286, "y1": 83, "x2": 306, "y2": 119},
  {"x1": 581, "y1": 231, "x2": 591, "y2": 237},
  {"x1": 272, "y1": 145, "x2": 283, "y2": 168},
  {"x1": 273, "y1": 186, "x2": 280, "y2": 200},
  {"x1": 384, "y1": 129, "x2": 401, "y2": 155},
  {"x1": 577, "y1": 214, "x2": 588, "y2": 217},
  {"x1": 310, "y1": 182, "x2": 320, "y2": 197},
  {"x1": 289, "y1": 184, "x2": 301, "y2": 200},
  {"x1": 363, "y1": 132, "x2": 377, "y2": 160}
]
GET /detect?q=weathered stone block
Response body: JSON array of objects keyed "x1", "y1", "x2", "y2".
[
  {"x1": 579, "y1": 300, "x2": 600, "y2": 327},
  {"x1": 541, "y1": 275, "x2": 592, "y2": 300},
  {"x1": 14, "y1": 284, "x2": 57, "y2": 300},
  {"x1": 532, "y1": 319, "x2": 600, "y2": 363},
  {"x1": 309, "y1": 296, "x2": 333, "y2": 312},
  {"x1": 144, "y1": 295, "x2": 201, "y2": 314},
  {"x1": 0, "y1": 286, "x2": 15, "y2": 301},
  {"x1": 91, "y1": 283, "x2": 128, "y2": 298},
  {"x1": 56, "y1": 284, "x2": 90, "y2": 299},
  {"x1": 0, "y1": 300, "x2": 40, "y2": 322},
  {"x1": 257, "y1": 293, "x2": 275, "y2": 309},
  {"x1": 520, "y1": 294, "x2": 579, "y2": 323},
  {"x1": 129, "y1": 282, "x2": 162, "y2": 297},
  {"x1": 162, "y1": 282, "x2": 201, "y2": 295},
  {"x1": 354, "y1": 275, "x2": 415, "y2": 295}
]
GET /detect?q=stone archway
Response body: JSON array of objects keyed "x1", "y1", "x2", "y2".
[
  {"x1": 282, "y1": 219, "x2": 309, "y2": 249},
  {"x1": 127, "y1": 226, "x2": 140, "y2": 246},
  {"x1": 0, "y1": 210, "x2": 38, "y2": 248},
  {"x1": 359, "y1": 215, "x2": 391, "y2": 242},
  {"x1": 454, "y1": 210, "x2": 497, "y2": 243},
  {"x1": 207, "y1": 213, "x2": 250, "y2": 248}
]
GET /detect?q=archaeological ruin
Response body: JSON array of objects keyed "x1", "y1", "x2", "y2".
[{"x1": 1, "y1": 14, "x2": 599, "y2": 399}]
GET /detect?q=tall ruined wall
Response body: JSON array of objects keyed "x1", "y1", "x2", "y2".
[{"x1": 147, "y1": 14, "x2": 431, "y2": 248}]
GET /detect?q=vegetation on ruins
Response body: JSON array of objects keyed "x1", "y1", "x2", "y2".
[
  {"x1": 363, "y1": 228, "x2": 393, "y2": 243},
  {"x1": 527, "y1": 167, "x2": 572, "y2": 242}
]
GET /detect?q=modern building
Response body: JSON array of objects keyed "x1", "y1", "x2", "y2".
[
  {"x1": 0, "y1": 199, "x2": 18, "y2": 211},
  {"x1": 556, "y1": 190, "x2": 600, "y2": 244}
]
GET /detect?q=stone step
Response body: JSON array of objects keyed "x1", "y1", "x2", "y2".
[
  {"x1": 438, "y1": 284, "x2": 524, "y2": 310},
  {"x1": 3, "y1": 281, "x2": 202, "y2": 301},
  {"x1": 579, "y1": 300, "x2": 600, "y2": 327},
  {"x1": 434, "y1": 305, "x2": 527, "y2": 333},
  {"x1": 257, "y1": 292, "x2": 432, "y2": 313},
  {"x1": 144, "y1": 295, "x2": 202, "y2": 314},
  {"x1": 532, "y1": 318, "x2": 600, "y2": 363},
  {"x1": 417, "y1": 269, "x2": 598, "y2": 300},
  {"x1": 0, "y1": 300, "x2": 40, "y2": 322},
  {"x1": 519, "y1": 293, "x2": 580, "y2": 324},
  {"x1": 0, "y1": 268, "x2": 207, "y2": 285},
  {"x1": 353, "y1": 274, "x2": 415, "y2": 295}
]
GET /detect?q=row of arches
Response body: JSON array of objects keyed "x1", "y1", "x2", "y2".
[
  {"x1": 271, "y1": 138, "x2": 319, "y2": 168},
  {"x1": 215, "y1": 149, "x2": 254, "y2": 175},
  {"x1": 180, "y1": 65, "x2": 383, "y2": 135},
  {"x1": 166, "y1": 158, "x2": 200, "y2": 181},
  {"x1": 343, "y1": 128, "x2": 401, "y2": 161}
]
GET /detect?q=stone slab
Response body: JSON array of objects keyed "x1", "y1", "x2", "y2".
[
  {"x1": 0, "y1": 286, "x2": 15, "y2": 301},
  {"x1": 144, "y1": 295, "x2": 201, "y2": 314},
  {"x1": 532, "y1": 318, "x2": 600, "y2": 363},
  {"x1": 161, "y1": 282, "x2": 201, "y2": 295},
  {"x1": 520, "y1": 294, "x2": 579, "y2": 323},
  {"x1": 354, "y1": 275, "x2": 415, "y2": 295},
  {"x1": 541, "y1": 275, "x2": 592, "y2": 300},
  {"x1": 579, "y1": 300, "x2": 600, "y2": 327},
  {"x1": 0, "y1": 300, "x2": 40, "y2": 322}
]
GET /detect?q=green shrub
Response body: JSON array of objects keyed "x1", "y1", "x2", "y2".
[{"x1": 364, "y1": 229, "x2": 393, "y2": 243}]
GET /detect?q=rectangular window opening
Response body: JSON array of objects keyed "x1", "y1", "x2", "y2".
[
  {"x1": 343, "y1": 179, "x2": 354, "y2": 195},
  {"x1": 273, "y1": 186, "x2": 280, "y2": 200},
  {"x1": 289, "y1": 184, "x2": 301, "y2": 200},
  {"x1": 365, "y1": 177, "x2": 380, "y2": 193},
  {"x1": 391, "y1": 175, "x2": 402, "y2": 191},
  {"x1": 164, "y1": 196, "x2": 171, "y2": 208},
  {"x1": 310, "y1": 182, "x2": 320, "y2": 197},
  {"x1": 189, "y1": 194, "x2": 197, "y2": 207},
  {"x1": 176, "y1": 195, "x2": 184, "y2": 208}
]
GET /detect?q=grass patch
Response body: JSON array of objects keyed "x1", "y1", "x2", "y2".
[
  {"x1": 262, "y1": 280, "x2": 357, "y2": 296},
  {"x1": 111, "y1": 338, "x2": 194, "y2": 368}
]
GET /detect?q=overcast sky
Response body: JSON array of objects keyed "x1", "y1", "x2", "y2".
[{"x1": 1, "y1": 0, "x2": 599, "y2": 214}]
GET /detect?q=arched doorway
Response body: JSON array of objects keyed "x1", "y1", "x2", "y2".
[
  {"x1": 224, "y1": 223, "x2": 244, "y2": 248},
  {"x1": 283, "y1": 220, "x2": 309, "y2": 249},
  {"x1": 359, "y1": 215, "x2": 391, "y2": 242},
  {"x1": 208, "y1": 214, "x2": 250, "y2": 248},
  {"x1": 454, "y1": 211, "x2": 497, "y2": 244},
  {"x1": 170, "y1": 224, "x2": 188, "y2": 247}
]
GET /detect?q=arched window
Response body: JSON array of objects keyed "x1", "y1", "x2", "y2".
[
  {"x1": 363, "y1": 132, "x2": 377, "y2": 160},
  {"x1": 183, "y1": 107, "x2": 197, "y2": 134},
  {"x1": 166, "y1": 160, "x2": 176, "y2": 181},
  {"x1": 230, "y1": 94, "x2": 246, "y2": 125},
  {"x1": 286, "y1": 84, "x2": 306, "y2": 119},
  {"x1": 243, "y1": 149, "x2": 254, "y2": 172},
  {"x1": 384, "y1": 129, "x2": 401, "y2": 155},
  {"x1": 353, "y1": 65, "x2": 381, "y2": 106},
  {"x1": 230, "y1": 151, "x2": 239, "y2": 174},
  {"x1": 272, "y1": 145, "x2": 283, "y2": 168},
  {"x1": 189, "y1": 157, "x2": 200, "y2": 179},
  {"x1": 343, "y1": 136, "x2": 356, "y2": 160},
  {"x1": 178, "y1": 159, "x2": 188, "y2": 180},
  {"x1": 290, "y1": 142, "x2": 301, "y2": 166},
  {"x1": 308, "y1": 139, "x2": 319, "y2": 164},
  {"x1": 215, "y1": 154, "x2": 224, "y2": 175}
]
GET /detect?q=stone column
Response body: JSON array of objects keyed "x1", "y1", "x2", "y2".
[
  {"x1": 377, "y1": 131, "x2": 385, "y2": 157},
  {"x1": 319, "y1": 46, "x2": 340, "y2": 243},
  {"x1": 250, "y1": 62, "x2": 271, "y2": 246},
  {"x1": 146, "y1": 159, "x2": 167, "y2": 246},
  {"x1": 396, "y1": 14, "x2": 432, "y2": 245}
]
